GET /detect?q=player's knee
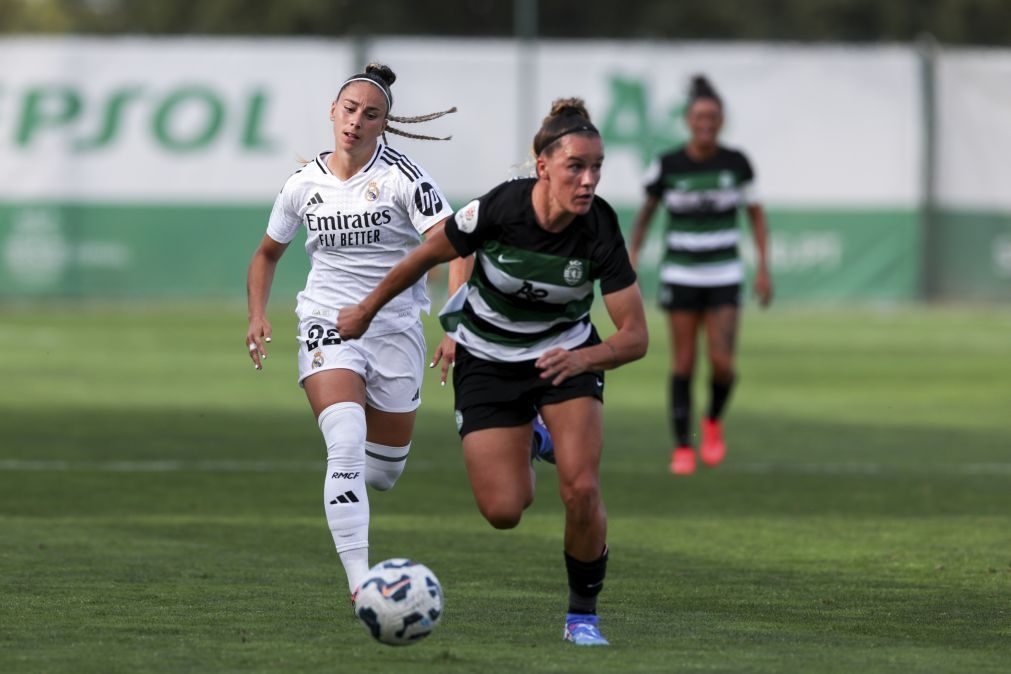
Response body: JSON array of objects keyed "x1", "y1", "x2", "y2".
[
  {"x1": 365, "y1": 470, "x2": 397, "y2": 491},
  {"x1": 711, "y1": 358, "x2": 735, "y2": 382},
  {"x1": 478, "y1": 498, "x2": 525, "y2": 529},
  {"x1": 364, "y1": 441, "x2": 409, "y2": 491},
  {"x1": 560, "y1": 476, "x2": 600, "y2": 515},
  {"x1": 319, "y1": 402, "x2": 367, "y2": 464},
  {"x1": 483, "y1": 509, "x2": 523, "y2": 530}
]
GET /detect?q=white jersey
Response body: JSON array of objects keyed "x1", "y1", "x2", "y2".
[{"x1": 267, "y1": 143, "x2": 453, "y2": 336}]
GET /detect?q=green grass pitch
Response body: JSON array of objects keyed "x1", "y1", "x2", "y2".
[{"x1": 0, "y1": 303, "x2": 1008, "y2": 673}]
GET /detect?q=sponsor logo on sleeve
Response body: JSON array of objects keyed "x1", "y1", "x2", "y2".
[
  {"x1": 414, "y1": 181, "x2": 443, "y2": 217},
  {"x1": 456, "y1": 199, "x2": 480, "y2": 233}
]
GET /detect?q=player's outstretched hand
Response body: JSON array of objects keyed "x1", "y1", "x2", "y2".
[
  {"x1": 336, "y1": 304, "x2": 373, "y2": 340},
  {"x1": 246, "y1": 317, "x2": 273, "y2": 371},
  {"x1": 430, "y1": 335, "x2": 457, "y2": 386}
]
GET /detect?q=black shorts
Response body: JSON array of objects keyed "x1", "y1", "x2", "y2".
[
  {"x1": 452, "y1": 329, "x2": 605, "y2": 437},
  {"x1": 658, "y1": 282, "x2": 740, "y2": 312}
]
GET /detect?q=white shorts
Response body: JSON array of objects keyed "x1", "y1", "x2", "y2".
[{"x1": 296, "y1": 315, "x2": 426, "y2": 414}]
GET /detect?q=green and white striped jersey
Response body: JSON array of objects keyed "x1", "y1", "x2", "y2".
[
  {"x1": 441, "y1": 178, "x2": 637, "y2": 362},
  {"x1": 643, "y1": 146, "x2": 757, "y2": 287}
]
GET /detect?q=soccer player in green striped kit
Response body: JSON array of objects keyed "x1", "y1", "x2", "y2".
[
  {"x1": 628, "y1": 75, "x2": 773, "y2": 476},
  {"x1": 338, "y1": 98, "x2": 649, "y2": 646}
]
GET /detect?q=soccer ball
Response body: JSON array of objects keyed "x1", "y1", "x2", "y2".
[{"x1": 354, "y1": 558, "x2": 443, "y2": 646}]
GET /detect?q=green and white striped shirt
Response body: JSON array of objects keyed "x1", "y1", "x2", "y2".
[
  {"x1": 441, "y1": 179, "x2": 637, "y2": 362},
  {"x1": 643, "y1": 146, "x2": 757, "y2": 287}
]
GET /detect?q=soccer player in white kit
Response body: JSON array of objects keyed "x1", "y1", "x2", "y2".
[{"x1": 244, "y1": 64, "x2": 456, "y2": 602}]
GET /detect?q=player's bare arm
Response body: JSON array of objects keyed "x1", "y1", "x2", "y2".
[
  {"x1": 747, "y1": 203, "x2": 773, "y2": 307},
  {"x1": 430, "y1": 253, "x2": 474, "y2": 385},
  {"x1": 245, "y1": 234, "x2": 289, "y2": 369},
  {"x1": 338, "y1": 226, "x2": 459, "y2": 339},
  {"x1": 536, "y1": 282, "x2": 648, "y2": 385},
  {"x1": 628, "y1": 194, "x2": 659, "y2": 270}
]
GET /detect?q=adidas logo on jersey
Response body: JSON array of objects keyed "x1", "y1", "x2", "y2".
[{"x1": 306, "y1": 192, "x2": 324, "y2": 207}]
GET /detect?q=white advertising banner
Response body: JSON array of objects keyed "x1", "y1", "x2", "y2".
[
  {"x1": 364, "y1": 38, "x2": 524, "y2": 197},
  {"x1": 0, "y1": 36, "x2": 353, "y2": 202},
  {"x1": 1, "y1": 37, "x2": 922, "y2": 208},
  {"x1": 527, "y1": 41, "x2": 922, "y2": 207},
  {"x1": 935, "y1": 47, "x2": 1011, "y2": 210},
  {"x1": 3, "y1": 36, "x2": 1007, "y2": 301}
]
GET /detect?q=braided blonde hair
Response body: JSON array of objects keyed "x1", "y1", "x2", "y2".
[{"x1": 386, "y1": 106, "x2": 458, "y2": 142}]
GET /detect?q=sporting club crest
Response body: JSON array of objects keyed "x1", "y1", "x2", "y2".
[{"x1": 563, "y1": 259, "x2": 585, "y2": 286}]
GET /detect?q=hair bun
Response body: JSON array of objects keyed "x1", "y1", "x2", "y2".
[
  {"x1": 532, "y1": 97, "x2": 600, "y2": 155},
  {"x1": 548, "y1": 97, "x2": 591, "y2": 122},
  {"x1": 689, "y1": 74, "x2": 718, "y2": 99},
  {"x1": 365, "y1": 63, "x2": 397, "y2": 87}
]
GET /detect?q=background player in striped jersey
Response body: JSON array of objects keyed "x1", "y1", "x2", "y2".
[
  {"x1": 244, "y1": 64, "x2": 458, "y2": 603},
  {"x1": 628, "y1": 74, "x2": 772, "y2": 476},
  {"x1": 338, "y1": 98, "x2": 649, "y2": 646}
]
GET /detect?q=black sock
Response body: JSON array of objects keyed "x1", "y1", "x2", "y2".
[
  {"x1": 708, "y1": 374, "x2": 735, "y2": 420},
  {"x1": 670, "y1": 375, "x2": 691, "y2": 447},
  {"x1": 565, "y1": 547, "x2": 608, "y2": 615}
]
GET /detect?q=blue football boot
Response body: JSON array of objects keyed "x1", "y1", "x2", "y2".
[
  {"x1": 530, "y1": 415, "x2": 556, "y2": 464},
  {"x1": 563, "y1": 613, "x2": 609, "y2": 646}
]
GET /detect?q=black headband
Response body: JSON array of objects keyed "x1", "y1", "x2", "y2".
[{"x1": 536, "y1": 123, "x2": 599, "y2": 155}]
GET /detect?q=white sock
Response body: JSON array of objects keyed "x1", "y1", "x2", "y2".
[
  {"x1": 365, "y1": 440, "x2": 411, "y2": 491},
  {"x1": 339, "y1": 548, "x2": 370, "y2": 594},
  {"x1": 318, "y1": 401, "x2": 370, "y2": 593}
]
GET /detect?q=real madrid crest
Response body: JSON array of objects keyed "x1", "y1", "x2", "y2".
[
  {"x1": 311, "y1": 350, "x2": 324, "y2": 369},
  {"x1": 563, "y1": 259, "x2": 585, "y2": 286},
  {"x1": 365, "y1": 180, "x2": 380, "y2": 202}
]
